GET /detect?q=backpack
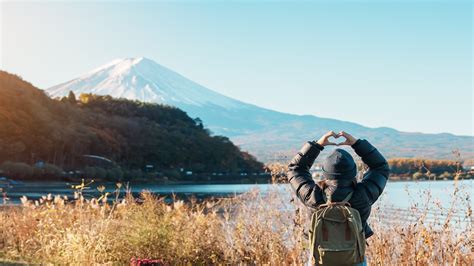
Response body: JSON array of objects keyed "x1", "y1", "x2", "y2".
[{"x1": 309, "y1": 192, "x2": 366, "y2": 265}]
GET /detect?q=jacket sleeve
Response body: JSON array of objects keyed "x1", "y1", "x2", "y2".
[
  {"x1": 287, "y1": 141, "x2": 325, "y2": 208},
  {"x1": 352, "y1": 139, "x2": 390, "y2": 205}
]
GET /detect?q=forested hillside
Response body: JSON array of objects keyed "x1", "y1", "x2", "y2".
[{"x1": 0, "y1": 71, "x2": 263, "y2": 180}]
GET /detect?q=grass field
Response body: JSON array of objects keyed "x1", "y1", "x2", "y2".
[{"x1": 0, "y1": 178, "x2": 472, "y2": 265}]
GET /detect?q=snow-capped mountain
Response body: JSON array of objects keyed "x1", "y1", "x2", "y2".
[
  {"x1": 48, "y1": 57, "x2": 242, "y2": 108},
  {"x1": 47, "y1": 57, "x2": 474, "y2": 161},
  {"x1": 48, "y1": 57, "x2": 289, "y2": 137}
]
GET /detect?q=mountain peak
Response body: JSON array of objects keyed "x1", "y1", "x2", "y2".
[
  {"x1": 90, "y1": 57, "x2": 152, "y2": 74},
  {"x1": 118, "y1": 56, "x2": 154, "y2": 66},
  {"x1": 47, "y1": 57, "x2": 243, "y2": 108}
]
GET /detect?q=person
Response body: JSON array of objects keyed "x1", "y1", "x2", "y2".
[{"x1": 287, "y1": 131, "x2": 390, "y2": 265}]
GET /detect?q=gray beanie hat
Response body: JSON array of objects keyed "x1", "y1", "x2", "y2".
[{"x1": 322, "y1": 149, "x2": 357, "y2": 180}]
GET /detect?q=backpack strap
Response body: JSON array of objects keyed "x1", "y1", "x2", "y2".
[
  {"x1": 319, "y1": 191, "x2": 353, "y2": 209},
  {"x1": 322, "y1": 191, "x2": 353, "y2": 204},
  {"x1": 322, "y1": 192, "x2": 330, "y2": 203},
  {"x1": 342, "y1": 192, "x2": 354, "y2": 203}
]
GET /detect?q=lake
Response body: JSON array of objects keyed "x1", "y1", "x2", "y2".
[{"x1": 3, "y1": 179, "x2": 472, "y2": 210}]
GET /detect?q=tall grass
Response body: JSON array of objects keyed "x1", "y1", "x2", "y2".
[{"x1": 0, "y1": 177, "x2": 472, "y2": 264}]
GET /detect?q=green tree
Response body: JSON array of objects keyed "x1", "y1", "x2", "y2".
[{"x1": 67, "y1": 91, "x2": 77, "y2": 104}]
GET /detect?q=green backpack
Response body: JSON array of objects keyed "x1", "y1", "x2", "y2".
[{"x1": 309, "y1": 192, "x2": 366, "y2": 265}]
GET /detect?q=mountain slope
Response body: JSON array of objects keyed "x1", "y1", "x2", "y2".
[
  {"x1": 0, "y1": 70, "x2": 263, "y2": 177},
  {"x1": 48, "y1": 57, "x2": 243, "y2": 109},
  {"x1": 47, "y1": 57, "x2": 474, "y2": 161}
]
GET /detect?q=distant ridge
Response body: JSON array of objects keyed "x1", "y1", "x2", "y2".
[{"x1": 47, "y1": 57, "x2": 474, "y2": 161}]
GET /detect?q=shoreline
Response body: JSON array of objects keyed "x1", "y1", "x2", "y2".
[{"x1": 2, "y1": 175, "x2": 470, "y2": 185}]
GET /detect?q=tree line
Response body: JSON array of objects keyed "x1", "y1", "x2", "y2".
[
  {"x1": 0, "y1": 71, "x2": 264, "y2": 181},
  {"x1": 387, "y1": 158, "x2": 471, "y2": 180}
]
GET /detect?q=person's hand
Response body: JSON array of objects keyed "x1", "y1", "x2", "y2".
[
  {"x1": 316, "y1": 131, "x2": 338, "y2": 146},
  {"x1": 337, "y1": 131, "x2": 358, "y2": 146}
]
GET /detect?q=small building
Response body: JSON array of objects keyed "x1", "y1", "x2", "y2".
[{"x1": 145, "y1": 165, "x2": 154, "y2": 172}]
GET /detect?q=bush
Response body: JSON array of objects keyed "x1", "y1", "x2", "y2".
[
  {"x1": 94, "y1": 167, "x2": 107, "y2": 179},
  {"x1": 454, "y1": 173, "x2": 467, "y2": 180},
  {"x1": 412, "y1": 172, "x2": 427, "y2": 180},
  {"x1": 35, "y1": 163, "x2": 64, "y2": 178},
  {"x1": 0, "y1": 161, "x2": 34, "y2": 179},
  {"x1": 107, "y1": 167, "x2": 124, "y2": 180},
  {"x1": 163, "y1": 169, "x2": 181, "y2": 180},
  {"x1": 83, "y1": 167, "x2": 96, "y2": 178},
  {"x1": 43, "y1": 163, "x2": 63, "y2": 175},
  {"x1": 439, "y1": 171, "x2": 453, "y2": 180},
  {"x1": 126, "y1": 169, "x2": 144, "y2": 180}
]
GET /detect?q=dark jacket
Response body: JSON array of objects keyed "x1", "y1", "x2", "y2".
[{"x1": 287, "y1": 139, "x2": 389, "y2": 238}]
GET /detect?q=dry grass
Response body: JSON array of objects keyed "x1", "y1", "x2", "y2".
[{"x1": 0, "y1": 177, "x2": 472, "y2": 265}]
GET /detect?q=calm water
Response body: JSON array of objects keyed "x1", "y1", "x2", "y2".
[{"x1": 3, "y1": 179, "x2": 472, "y2": 209}]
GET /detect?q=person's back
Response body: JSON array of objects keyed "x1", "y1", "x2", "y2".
[{"x1": 287, "y1": 131, "x2": 390, "y2": 265}]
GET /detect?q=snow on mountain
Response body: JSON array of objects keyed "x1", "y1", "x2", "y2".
[
  {"x1": 46, "y1": 57, "x2": 474, "y2": 161},
  {"x1": 47, "y1": 57, "x2": 244, "y2": 109}
]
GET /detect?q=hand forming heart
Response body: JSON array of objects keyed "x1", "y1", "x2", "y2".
[
  {"x1": 316, "y1": 131, "x2": 357, "y2": 146},
  {"x1": 336, "y1": 131, "x2": 357, "y2": 146},
  {"x1": 328, "y1": 135, "x2": 345, "y2": 146}
]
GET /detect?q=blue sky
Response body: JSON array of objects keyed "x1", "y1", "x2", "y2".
[{"x1": 1, "y1": 0, "x2": 472, "y2": 136}]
